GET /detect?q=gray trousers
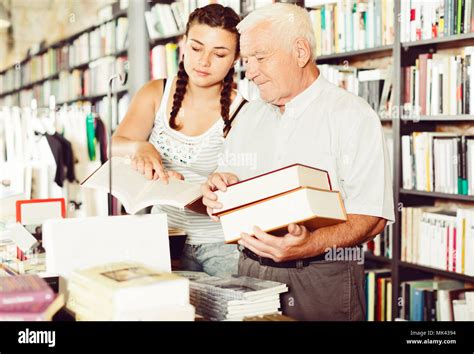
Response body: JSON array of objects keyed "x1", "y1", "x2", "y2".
[{"x1": 238, "y1": 253, "x2": 366, "y2": 321}]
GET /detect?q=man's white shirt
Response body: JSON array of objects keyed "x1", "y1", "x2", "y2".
[{"x1": 218, "y1": 74, "x2": 395, "y2": 223}]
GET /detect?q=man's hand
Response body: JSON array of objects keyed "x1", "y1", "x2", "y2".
[
  {"x1": 201, "y1": 172, "x2": 239, "y2": 221},
  {"x1": 238, "y1": 223, "x2": 317, "y2": 262}
]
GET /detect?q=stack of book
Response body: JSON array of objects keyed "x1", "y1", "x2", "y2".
[
  {"x1": 210, "y1": 164, "x2": 347, "y2": 243},
  {"x1": 66, "y1": 261, "x2": 194, "y2": 321},
  {"x1": 177, "y1": 272, "x2": 288, "y2": 321},
  {"x1": 0, "y1": 274, "x2": 64, "y2": 321}
]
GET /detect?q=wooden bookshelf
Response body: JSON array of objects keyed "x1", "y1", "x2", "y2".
[
  {"x1": 316, "y1": 45, "x2": 393, "y2": 63},
  {"x1": 402, "y1": 32, "x2": 474, "y2": 49},
  {"x1": 400, "y1": 189, "x2": 474, "y2": 202},
  {"x1": 401, "y1": 115, "x2": 474, "y2": 122},
  {"x1": 399, "y1": 262, "x2": 474, "y2": 283},
  {"x1": 365, "y1": 253, "x2": 392, "y2": 264}
]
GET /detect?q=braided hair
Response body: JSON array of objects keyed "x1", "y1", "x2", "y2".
[{"x1": 169, "y1": 4, "x2": 240, "y2": 135}]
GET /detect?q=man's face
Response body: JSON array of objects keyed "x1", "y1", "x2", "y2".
[{"x1": 240, "y1": 23, "x2": 295, "y2": 105}]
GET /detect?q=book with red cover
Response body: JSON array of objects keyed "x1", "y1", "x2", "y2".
[
  {"x1": 0, "y1": 274, "x2": 55, "y2": 312},
  {"x1": 186, "y1": 163, "x2": 332, "y2": 216}
]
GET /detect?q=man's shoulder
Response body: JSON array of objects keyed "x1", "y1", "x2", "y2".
[
  {"x1": 319, "y1": 78, "x2": 380, "y2": 124},
  {"x1": 235, "y1": 98, "x2": 273, "y2": 122}
]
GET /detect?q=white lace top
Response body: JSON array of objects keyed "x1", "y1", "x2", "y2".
[{"x1": 149, "y1": 77, "x2": 243, "y2": 244}]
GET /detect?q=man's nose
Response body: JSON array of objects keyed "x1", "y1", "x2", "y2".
[{"x1": 245, "y1": 61, "x2": 257, "y2": 80}]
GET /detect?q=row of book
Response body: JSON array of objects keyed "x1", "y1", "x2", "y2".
[
  {"x1": 177, "y1": 271, "x2": 287, "y2": 321},
  {"x1": 365, "y1": 269, "x2": 392, "y2": 321},
  {"x1": 0, "y1": 17, "x2": 128, "y2": 95},
  {"x1": 400, "y1": 0, "x2": 474, "y2": 44},
  {"x1": 308, "y1": 0, "x2": 395, "y2": 57},
  {"x1": 399, "y1": 279, "x2": 474, "y2": 321},
  {"x1": 364, "y1": 224, "x2": 393, "y2": 258},
  {"x1": 319, "y1": 65, "x2": 394, "y2": 116},
  {"x1": 6, "y1": 57, "x2": 128, "y2": 108},
  {"x1": 150, "y1": 43, "x2": 180, "y2": 80},
  {"x1": 401, "y1": 207, "x2": 474, "y2": 276},
  {"x1": 402, "y1": 48, "x2": 474, "y2": 118},
  {"x1": 145, "y1": 0, "x2": 243, "y2": 41},
  {"x1": 402, "y1": 133, "x2": 474, "y2": 195}
]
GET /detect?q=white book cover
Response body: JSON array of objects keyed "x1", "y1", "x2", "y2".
[{"x1": 81, "y1": 156, "x2": 202, "y2": 215}]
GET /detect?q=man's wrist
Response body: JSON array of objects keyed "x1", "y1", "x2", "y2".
[{"x1": 306, "y1": 229, "x2": 325, "y2": 258}]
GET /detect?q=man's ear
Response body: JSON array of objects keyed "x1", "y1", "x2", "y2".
[{"x1": 294, "y1": 38, "x2": 311, "y2": 67}]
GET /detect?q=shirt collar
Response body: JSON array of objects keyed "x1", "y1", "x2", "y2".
[{"x1": 277, "y1": 74, "x2": 327, "y2": 118}]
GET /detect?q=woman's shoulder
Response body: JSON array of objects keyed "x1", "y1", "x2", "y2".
[{"x1": 137, "y1": 79, "x2": 173, "y2": 114}]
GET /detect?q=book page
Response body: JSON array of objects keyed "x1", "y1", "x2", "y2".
[{"x1": 81, "y1": 157, "x2": 153, "y2": 212}]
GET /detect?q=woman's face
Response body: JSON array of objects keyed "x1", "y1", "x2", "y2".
[{"x1": 183, "y1": 24, "x2": 238, "y2": 87}]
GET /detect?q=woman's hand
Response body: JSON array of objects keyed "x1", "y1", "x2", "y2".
[{"x1": 130, "y1": 141, "x2": 184, "y2": 183}]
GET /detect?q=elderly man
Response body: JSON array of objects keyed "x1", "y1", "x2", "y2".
[{"x1": 202, "y1": 3, "x2": 395, "y2": 321}]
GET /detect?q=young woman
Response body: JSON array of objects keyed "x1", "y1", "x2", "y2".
[{"x1": 111, "y1": 4, "x2": 245, "y2": 276}]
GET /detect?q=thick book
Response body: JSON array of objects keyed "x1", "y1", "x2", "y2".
[
  {"x1": 209, "y1": 164, "x2": 331, "y2": 216},
  {"x1": 0, "y1": 274, "x2": 55, "y2": 312},
  {"x1": 220, "y1": 186, "x2": 347, "y2": 243},
  {"x1": 66, "y1": 261, "x2": 189, "y2": 319},
  {"x1": 81, "y1": 156, "x2": 202, "y2": 214}
]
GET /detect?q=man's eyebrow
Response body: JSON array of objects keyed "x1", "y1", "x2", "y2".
[{"x1": 190, "y1": 38, "x2": 230, "y2": 51}]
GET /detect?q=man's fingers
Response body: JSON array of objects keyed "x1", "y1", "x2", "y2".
[
  {"x1": 239, "y1": 232, "x2": 276, "y2": 256},
  {"x1": 253, "y1": 226, "x2": 280, "y2": 245},
  {"x1": 200, "y1": 183, "x2": 216, "y2": 200},
  {"x1": 202, "y1": 197, "x2": 222, "y2": 210},
  {"x1": 224, "y1": 174, "x2": 239, "y2": 185},
  {"x1": 288, "y1": 223, "x2": 305, "y2": 236},
  {"x1": 238, "y1": 233, "x2": 274, "y2": 259},
  {"x1": 206, "y1": 207, "x2": 220, "y2": 221},
  {"x1": 210, "y1": 174, "x2": 228, "y2": 192}
]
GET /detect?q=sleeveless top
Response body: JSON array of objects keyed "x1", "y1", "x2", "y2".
[{"x1": 149, "y1": 77, "x2": 243, "y2": 244}]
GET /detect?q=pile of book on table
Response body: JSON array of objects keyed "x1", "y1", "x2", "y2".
[
  {"x1": 176, "y1": 272, "x2": 288, "y2": 321},
  {"x1": 207, "y1": 164, "x2": 347, "y2": 243},
  {"x1": 0, "y1": 274, "x2": 64, "y2": 321},
  {"x1": 66, "y1": 261, "x2": 194, "y2": 321}
]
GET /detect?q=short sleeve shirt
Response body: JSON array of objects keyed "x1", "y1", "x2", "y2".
[{"x1": 218, "y1": 74, "x2": 395, "y2": 223}]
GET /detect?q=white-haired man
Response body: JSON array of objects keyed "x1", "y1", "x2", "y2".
[{"x1": 202, "y1": 3, "x2": 395, "y2": 321}]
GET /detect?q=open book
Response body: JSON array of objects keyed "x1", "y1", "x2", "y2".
[{"x1": 81, "y1": 157, "x2": 202, "y2": 214}]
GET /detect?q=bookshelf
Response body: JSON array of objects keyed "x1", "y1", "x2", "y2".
[
  {"x1": 0, "y1": 7, "x2": 129, "y2": 109},
  {"x1": 308, "y1": 0, "x2": 474, "y2": 321}
]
